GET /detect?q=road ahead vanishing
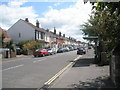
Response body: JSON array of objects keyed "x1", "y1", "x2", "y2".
[{"x1": 2, "y1": 50, "x2": 78, "y2": 88}]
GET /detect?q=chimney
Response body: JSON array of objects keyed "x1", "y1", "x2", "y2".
[
  {"x1": 46, "y1": 29, "x2": 49, "y2": 32},
  {"x1": 36, "y1": 20, "x2": 39, "y2": 28},
  {"x1": 25, "y1": 18, "x2": 29, "y2": 22},
  {"x1": 54, "y1": 27, "x2": 56, "y2": 34},
  {"x1": 63, "y1": 34, "x2": 65, "y2": 37},
  {"x1": 69, "y1": 37, "x2": 71, "y2": 40},
  {"x1": 59, "y1": 32, "x2": 61, "y2": 37}
]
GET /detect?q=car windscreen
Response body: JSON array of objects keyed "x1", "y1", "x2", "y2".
[
  {"x1": 47, "y1": 49, "x2": 51, "y2": 50},
  {"x1": 35, "y1": 49, "x2": 42, "y2": 51},
  {"x1": 78, "y1": 48, "x2": 84, "y2": 50}
]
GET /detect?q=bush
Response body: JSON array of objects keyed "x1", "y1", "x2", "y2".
[{"x1": 17, "y1": 40, "x2": 42, "y2": 54}]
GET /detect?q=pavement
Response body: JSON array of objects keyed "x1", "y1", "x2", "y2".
[
  {"x1": 51, "y1": 49, "x2": 115, "y2": 88},
  {"x1": 2, "y1": 54, "x2": 30, "y2": 62}
]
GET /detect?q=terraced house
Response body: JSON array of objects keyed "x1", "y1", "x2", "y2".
[{"x1": 7, "y1": 18, "x2": 81, "y2": 49}]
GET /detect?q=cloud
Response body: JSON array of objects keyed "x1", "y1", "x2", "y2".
[
  {"x1": 8, "y1": 0, "x2": 26, "y2": 7},
  {"x1": 53, "y1": 2, "x2": 60, "y2": 7},
  {"x1": 38, "y1": 0, "x2": 92, "y2": 41},
  {"x1": 0, "y1": 0, "x2": 92, "y2": 42},
  {"x1": 0, "y1": 0, "x2": 38, "y2": 30}
]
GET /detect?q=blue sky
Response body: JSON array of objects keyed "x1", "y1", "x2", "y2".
[
  {"x1": 0, "y1": 0, "x2": 92, "y2": 41},
  {"x1": 21, "y1": 2, "x2": 76, "y2": 17},
  {"x1": 1, "y1": 2, "x2": 75, "y2": 17}
]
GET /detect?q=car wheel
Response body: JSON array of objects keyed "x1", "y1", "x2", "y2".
[
  {"x1": 42, "y1": 54, "x2": 45, "y2": 57},
  {"x1": 34, "y1": 55, "x2": 37, "y2": 57}
]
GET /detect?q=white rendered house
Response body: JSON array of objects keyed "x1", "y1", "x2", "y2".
[{"x1": 7, "y1": 18, "x2": 47, "y2": 44}]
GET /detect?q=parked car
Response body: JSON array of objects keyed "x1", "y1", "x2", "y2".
[
  {"x1": 73, "y1": 46, "x2": 78, "y2": 50},
  {"x1": 69, "y1": 46, "x2": 74, "y2": 51},
  {"x1": 88, "y1": 46, "x2": 92, "y2": 49},
  {"x1": 57, "y1": 48, "x2": 65, "y2": 53},
  {"x1": 47, "y1": 48, "x2": 56, "y2": 55},
  {"x1": 64, "y1": 47, "x2": 70, "y2": 52},
  {"x1": 77, "y1": 47, "x2": 86, "y2": 55},
  {"x1": 33, "y1": 48, "x2": 50, "y2": 57}
]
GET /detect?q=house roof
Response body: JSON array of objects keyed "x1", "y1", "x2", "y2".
[
  {"x1": 21, "y1": 19, "x2": 47, "y2": 33},
  {"x1": 21, "y1": 19, "x2": 66, "y2": 38},
  {"x1": 21, "y1": 19, "x2": 78, "y2": 42}
]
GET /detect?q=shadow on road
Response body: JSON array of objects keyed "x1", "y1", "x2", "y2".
[{"x1": 72, "y1": 58, "x2": 94, "y2": 67}]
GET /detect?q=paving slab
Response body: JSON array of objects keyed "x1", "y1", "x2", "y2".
[{"x1": 51, "y1": 49, "x2": 115, "y2": 88}]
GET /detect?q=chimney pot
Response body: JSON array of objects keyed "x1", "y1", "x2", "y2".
[
  {"x1": 59, "y1": 32, "x2": 61, "y2": 37},
  {"x1": 46, "y1": 29, "x2": 49, "y2": 32},
  {"x1": 25, "y1": 18, "x2": 29, "y2": 22},
  {"x1": 54, "y1": 27, "x2": 56, "y2": 34},
  {"x1": 36, "y1": 20, "x2": 39, "y2": 28},
  {"x1": 63, "y1": 34, "x2": 65, "y2": 37}
]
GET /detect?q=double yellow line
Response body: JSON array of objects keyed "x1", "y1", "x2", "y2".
[
  {"x1": 37, "y1": 55, "x2": 81, "y2": 90},
  {"x1": 44, "y1": 62, "x2": 73, "y2": 85},
  {"x1": 44, "y1": 55, "x2": 81, "y2": 86}
]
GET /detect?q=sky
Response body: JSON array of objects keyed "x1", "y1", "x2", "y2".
[{"x1": 0, "y1": 0, "x2": 92, "y2": 42}]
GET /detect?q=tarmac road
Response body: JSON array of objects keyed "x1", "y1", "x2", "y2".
[{"x1": 2, "y1": 50, "x2": 78, "y2": 88}]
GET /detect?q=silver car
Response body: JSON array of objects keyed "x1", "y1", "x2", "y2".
[{"x1": 47, "y1": 48, "x2": 57, "y2": 55}]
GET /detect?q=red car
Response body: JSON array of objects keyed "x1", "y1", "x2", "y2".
[{"x1": 33, "y1": 49, "x2": 50, "y2": 57}]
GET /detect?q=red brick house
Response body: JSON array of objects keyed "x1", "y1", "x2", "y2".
[{"x1": 0, "y1": 27, "x2": 11, "y2": 43}]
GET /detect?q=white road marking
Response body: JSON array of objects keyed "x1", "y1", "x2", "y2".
[
  {"x1": 2, "y1": 57, "x2": 32, "y2": 63},
  {"x1": 2, "y1": 64, "x2": 24, "y2": 71},
  {"x1": 33, "y1": 59, "x2": 46, "y2": 63},
  {"x1": 48, "y1": 55, "x2": 58, "y2": 58}
]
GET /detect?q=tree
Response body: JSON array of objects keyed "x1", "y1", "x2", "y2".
[
  {"x1": 81, "y1": 1, "x2": 120, "y2": 66},
  {"x1": 22, "y1": 40, "x2": 42, "y2": 51},
  {"x1": 0, "y1": 33, "x2": 5, "y2": 47},
  {"x1": 17, "y1": 40, "x2": 42, "y2": 54},
  {"x1": 83, "y1": 1, "x2": 120, "y2": 86},
  {"x1": 81, "y1": 15, "x2": 99, "y2": 42},
  {"x1": 82, "y1": 1, "x2": 120, "y2": 55}
]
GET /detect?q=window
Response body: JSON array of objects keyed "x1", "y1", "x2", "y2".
[
  {"x1": 39, "y1": 32, "x2": 41, "y2": 40},
  {"x1": 38, "y1": 32, "x2": 39, "y2": 39},
  {"x1": 36, "y1": 31, "x2": 38, "y2": 39},
  {"x1": 19, "y1": 33, "x2": 21, "y2": 38},
  {"x1": 41, "y1": 32, "x2": 45, "y2": 39}
]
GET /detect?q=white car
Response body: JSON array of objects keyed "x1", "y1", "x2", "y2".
[{"x1": 47, "y1": 48, "x2": 57, "y2": 55}]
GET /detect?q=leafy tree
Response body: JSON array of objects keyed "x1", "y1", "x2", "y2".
[
  {"x1": 18, "y1": 40, "x2": 42, "y2": 51},
  {"x1": 9, "y1": 40, "x2": 14, "y2": 51},
  {"x1": 23, "y1": 40, "x2": 42, "y2": 51},
  {"x1": 0, "y1": 33, "x2": 5, "y2": 47},
  {"x1": 83, "y1": 1, "x2": 120, "y2": 55}
]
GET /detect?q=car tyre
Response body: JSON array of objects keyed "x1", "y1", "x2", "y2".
[
  {"x1": 34, "y1": 55, "x2": 37, "y2": 57},
  {"x1": 42, "y1": 54, "x2": 45, "y2": 57}
]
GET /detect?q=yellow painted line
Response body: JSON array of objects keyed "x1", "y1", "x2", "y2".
[
  {"x1": 74, "y1": 55, "x2": 81, "y2": 61},
  {"x1": 45, "y1": 62, "x2": 73, "y2": 85},
  {"x1": 44, "y1": 55, "x2": 82, "y2": 86}
]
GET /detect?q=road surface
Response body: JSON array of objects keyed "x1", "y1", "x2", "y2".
[{"x1": 2, "y1": 50, "x2": 78, "y2": 88}]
